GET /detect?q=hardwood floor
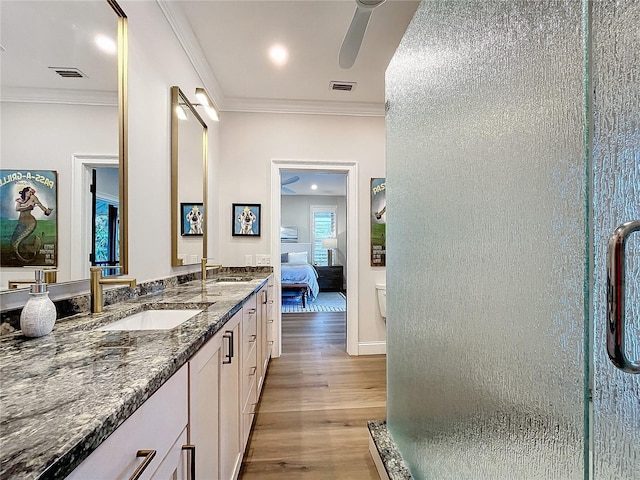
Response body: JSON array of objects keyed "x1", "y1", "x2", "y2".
[{"x1": 239, "y1": 311, "x2": 386, "y2": 479}]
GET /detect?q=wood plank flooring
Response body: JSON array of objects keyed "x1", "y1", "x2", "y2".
[{"x1": 239, "y1": 311, "x2": 387, "y2": 480}]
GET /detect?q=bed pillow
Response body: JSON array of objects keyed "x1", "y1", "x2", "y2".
[
  {"x1": 287, "y1": 251, "x2": 308, "y2": 264},
  {"x1": 281, "y1": 252, "x2": 289, "y2": 263}
]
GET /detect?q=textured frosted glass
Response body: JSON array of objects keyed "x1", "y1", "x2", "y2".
[
  {"x1": 385, "y1": 1, "x2": 587, "y2": 478},
  {"x1": 592, "y1": 0, "x2": 640, "y2": 477}
]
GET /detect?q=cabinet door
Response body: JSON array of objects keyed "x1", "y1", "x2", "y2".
[
  {"x1": 257, "y1": 286, "x2": 268, "y2": 393},
  {"x1": 189, "y1": 333, "x2": 222, "y2": 478},
  {"x1": 219, "y1": 312, "x2": 242, "y2": 480},
  {"x1": 150, "y1": 427, "x2": 188, "y2": 480},
  {"x1": 241, "y1": 294, "x2": 258, "y2": 450},
  {"x1": 266, "y1": 279, "x2": 275, "y2": 359},
  {"x1": 67, "y1": 366, "x2": 188, "y2": 480}
]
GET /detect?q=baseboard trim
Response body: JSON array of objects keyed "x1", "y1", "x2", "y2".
[{"x1": 358, "y1": 341, "x2": 386, "y2": 355}]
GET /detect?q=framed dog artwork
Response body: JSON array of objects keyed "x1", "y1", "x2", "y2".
[
  {"x1": 232, "y1": 203, "x2": 261, "y2": 237},
  {"x1": 181, "y1": 203, "x2": 204, "y2": 236}
]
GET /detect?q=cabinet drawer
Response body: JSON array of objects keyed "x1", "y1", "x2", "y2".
[
  {"x1": 242, "y1": 317, "x2": 257, "y2": 363},
  {"x1": 242, "y1": 381, "x2": 257, "y2": 449},
  {"x1": 242, "y1": 344, "x2": 257, "y2": 407},
  {"x1": 67, "y1": 365, "x2": 188, "y2": 480}
]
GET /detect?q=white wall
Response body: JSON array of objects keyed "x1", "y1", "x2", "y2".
[{"x1": 218, "y1": 112, "x2": 387, "y2": 346}]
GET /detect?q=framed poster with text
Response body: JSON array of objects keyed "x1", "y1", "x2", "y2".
[
  {"x1": 0, "y1": 170, "x2": 58, "y2": 267},
  {"x1": 371, "y1": 178, "x2": 386, "y2": 266}
]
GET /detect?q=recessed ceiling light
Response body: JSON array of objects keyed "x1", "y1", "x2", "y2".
[
  {"x1": 311, "y1": 184, "x2": 318, "y2": 190},
  {"x1": 95, "y1": 34, "x2": 117, "y2": 55},
  {"x1": 269, "y1": 44, "x2": 288, "y2": 66}
]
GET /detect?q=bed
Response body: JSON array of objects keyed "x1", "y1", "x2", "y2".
[{"x1": 280, "y1": 243, "x2": 319, "y2": 308}]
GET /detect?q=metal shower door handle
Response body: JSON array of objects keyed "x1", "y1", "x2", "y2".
[{"x1": 606, "y1": 220, "x2": 640, "y2": 374}]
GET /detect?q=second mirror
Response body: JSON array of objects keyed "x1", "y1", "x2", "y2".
[{"x1": 171, "y1": 86, "x2": 208, "y2": 266}]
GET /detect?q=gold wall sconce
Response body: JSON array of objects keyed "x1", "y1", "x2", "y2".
[{"x1": 194, "y1": 87, "x2": 219, "y2": 122}]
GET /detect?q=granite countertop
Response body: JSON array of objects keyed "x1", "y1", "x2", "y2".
[{"x1": 0, "y1": 274, "x2": 270, "y2": 480}]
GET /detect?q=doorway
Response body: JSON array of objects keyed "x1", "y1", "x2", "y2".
[
  {"x1": 270, "y1": 160, "x2": 359, "y2": 357},
  {"x1": 71, "y1": 154, "x2": 119, "y2": 280},
  {"x1": 280, "y1": 170, "x2": 347, "y2": 352}
]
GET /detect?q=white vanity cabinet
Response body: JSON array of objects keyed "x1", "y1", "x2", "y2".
[
  {"x1": 66, "y1": 365, "x2": 189, "y2": 480},
  {"x1": 219, "y1": 310, "x2": 243, "y2": 480},
  {"x1": 66, "y1": 279, "x2": 273, "y2": 480}
]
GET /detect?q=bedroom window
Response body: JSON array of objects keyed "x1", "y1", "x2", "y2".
[{"x1": 311, "y1": 205, "x2": 336, "y2": 265}]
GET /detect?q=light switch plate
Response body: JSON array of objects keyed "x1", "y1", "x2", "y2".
[{"x1": 245, "y1": 254, "x2": 253, "y2": 266}]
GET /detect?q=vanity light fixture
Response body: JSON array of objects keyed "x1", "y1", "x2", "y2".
[
  {"x1": 194, "y1": 88, "x2": 219, "y2": 122},
  {"x1": 175, "y1": 105, "x2": 188, "y2": 120}
]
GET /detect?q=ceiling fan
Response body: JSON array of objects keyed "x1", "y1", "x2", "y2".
[
  {"x1": 281, "y1": 175, "x2": 300, "y2": 195},
  {"x1": 339, "y1": 0, "x2": 387, "y2": 69}
]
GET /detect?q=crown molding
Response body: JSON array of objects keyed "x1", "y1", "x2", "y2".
[
  {"x1": 156, "y1": 0, "x2": 225, "y2": 110},
  {"x1": 0, "y1": 87, "x2": 117, "y2": 106},
  {"x1": 156, "y1": 0, "x2": 385, "y2": 118},
  {"x1": 222, "y1": 97, "x2": 385, "y2": 117}
]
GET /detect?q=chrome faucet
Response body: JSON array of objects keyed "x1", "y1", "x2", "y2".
[
  {"x1": 201, "y1": 258, "x2": 222, "y2": 281},
  {"x1": 90, "y1": 266, "x2": 136, "y2": 313}
]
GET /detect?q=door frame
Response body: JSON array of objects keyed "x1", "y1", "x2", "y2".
[
  {"x1": 70, "y1": 154, "x2": 119, "y2": 280},
  {"x1": 270, "y1": 159, "x2": 359, "y2": 356}
]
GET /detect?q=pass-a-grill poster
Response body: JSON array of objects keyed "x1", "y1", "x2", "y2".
[{"x1": 0, "y1": 170, "x2": 58, "y2": 267}]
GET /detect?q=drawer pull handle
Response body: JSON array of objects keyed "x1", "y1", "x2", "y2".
[
  {"x1": 182, "y1": 444, "x2": 196, "y2": 480},
  {"x1": 268, "y1": 319, "x2": 274, "y2": 323},
  {"x1": 249, "y1": 366, "x2": 257, "y2": 376},
  {"x1": 129, "y1": 450, "x2": 156, "y2": 480},
  {"x1": 249, "y1": 334, "x2": 257, "y2": 343},
  {"x1": 223, "y1": 330, "x2": 234, "y2": 364},
  {"x1": 268, "y1": 340, "x2": 274, "y2": 345},
  {"x1": 246, "y1": 308, "x2": 256, "y2": 315}
]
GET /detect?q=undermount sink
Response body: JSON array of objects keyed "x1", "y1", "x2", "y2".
[
  {"x1": 211, "y1": 277, "x2": 254, "y2": 285},
  {"x1": 95, "y1": 309, "x2": 202, "y2": 331}
]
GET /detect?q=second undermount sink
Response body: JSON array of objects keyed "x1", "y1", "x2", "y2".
[
  {"x1": 212, "y1": 277, "x2": 254, "y2": 285},
  {"x1": 95, "y1": 309, "x2": 202, "y2": 331}
]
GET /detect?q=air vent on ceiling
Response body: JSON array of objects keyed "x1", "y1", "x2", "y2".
[
  {"x1": 330, "y1": 81, "x2": 356, "y2": 92},
  {"x1": 49, "y1": 67, "x2": 88, "y2": 78}
]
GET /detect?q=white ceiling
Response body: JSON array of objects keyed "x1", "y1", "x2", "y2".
[
  {"x1": 281, "y1": 172, "x2": 347, "y2": 196},
  {"x1": 173, "y1": 0, "x2": 420, "y2": 115}
]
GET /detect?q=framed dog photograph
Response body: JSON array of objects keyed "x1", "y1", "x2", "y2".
[
  {"x1": 181, "y1": 203, "x2": 204, "y2": 236},
  {"x1": 233, "y1": 203, "x2": 261, "y2": 237}
]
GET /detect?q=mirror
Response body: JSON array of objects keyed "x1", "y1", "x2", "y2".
[
  {"x1": 170, "y1": 86, "x2": 208, "y2": 267},
  {"x1": 0, "y1": 0, "x2": 128, "y2": 290}
]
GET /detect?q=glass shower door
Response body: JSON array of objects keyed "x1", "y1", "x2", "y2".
[
  {"x1": 385, "y1": 0, "x2": 639, "y2": 478},
  {"x1": 591, "y1": 0, "x2": 640, "y2": 477}
]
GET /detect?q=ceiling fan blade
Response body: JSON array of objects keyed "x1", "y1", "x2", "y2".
[
  {"x1": 281, "y1": 186, "x2": 296, "y2": 195},
  {"x1": 339, "y1": 5, "x2": 372, "y2": 69},
  {"x1": 281, "y1": 175, "x2": 300, "y2": 186}
]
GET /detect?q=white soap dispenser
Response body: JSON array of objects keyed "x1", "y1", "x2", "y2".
[{"x1": 20, "y1": 270, "x2": 57, "y2": 337}]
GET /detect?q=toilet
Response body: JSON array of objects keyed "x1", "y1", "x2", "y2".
[{"x1": 376, "y1": 284, "x2": 386, "y2": 322}]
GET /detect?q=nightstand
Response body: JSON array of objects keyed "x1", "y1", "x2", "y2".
[{"x1": 315, "y1": 265, "x2": 344, "y2": 292}]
